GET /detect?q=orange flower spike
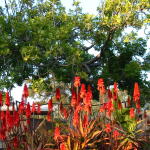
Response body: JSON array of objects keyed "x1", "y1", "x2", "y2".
[
  {"x1": 97, "y1": 78, "x2": 105, "y2": 95},
  {"x1": 56, "y1": 88, "x2": 61, "y2": 100},
  {"x1": 5, "y1": 92, "x2": 10, "y2": 106},
  {"x1": 26, "y1": 102, "x2": 31, "y2": 118},
  {"x1": 54, "y1": 127, "x2": 61, "y2": 141},
  {"x1": 71, "y1": 88, "x2": 77, "y2": 107},
  {"x1": 80, "y1": 83, "x2": 86, "y2": 98},
  {"x1": 14, "y1": 111, "x2": 20, "y2": 126},
  {"x1": 133, "y1": 82, "x2": 140, "y2": 102},
  {"x1": 0, "y1": 91, "x2": 2, "y2": 106},
  {"x1": 84, "y1": 92, "x2": 92, "y2": 107},
  {"x1": 99, "y1": 105, "x2": 105, "y2": 113},
  {"x1": 105, "y1": 123, "x2": 112, "y2": 133},
  {"x1": 23, "y1": 84, "x2": 29, "y2": 99},
  {"x1": 60, "y1": 143, "x2": 67, "y2": 150},
  {"x1": 130, "y1": 108, "x2": 135, "y2": 119},
  {"x1": 63, "y1": 108, "x2": 68, "y2": 119},
  {"x1": 113, "y1": 130, "x2": 120, "y2": 140},
  {"x1": 73, "y1": 110, "x2": 79, "y2": 127},
  {"x1": 48, "y1": 99, "x2": 53, "y2": 112},
  {"x1": 47, "y1": 111, "x2": 51, "y2": 122},
  {"x1": 74, "y1": 76, "x2": 81, "y2": 87},
  {"x1": 83, "y1": 113, "x2": 88, "y2": 128}
]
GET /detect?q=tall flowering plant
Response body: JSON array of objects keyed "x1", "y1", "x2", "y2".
[{"x1": 0, "y1": 79, "x2": 149, "y2": 150}]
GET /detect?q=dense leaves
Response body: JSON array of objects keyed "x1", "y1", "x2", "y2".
[{"x1": 0, "y1": 0, "x2": 149, "y2": 102}]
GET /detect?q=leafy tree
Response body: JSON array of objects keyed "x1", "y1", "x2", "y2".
[{"x1": 0, "y1": 0, "x2": 149, "y2": 103}]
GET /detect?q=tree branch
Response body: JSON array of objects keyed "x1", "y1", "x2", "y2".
[
  {"x1": 81, "y1": 44, "x2": 95, "y2": 51},
  {"x1": 84, "y1": 31, "x2": 114, "y2": 65},
  {"x1": 83, "y1": 30, "x2": 115, "y2": 72}
]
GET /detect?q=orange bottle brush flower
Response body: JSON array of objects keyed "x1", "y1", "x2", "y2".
[
  {"x1": 80, "y1": 83, "x2": 86, "y2": 98},
  {"x1": 133, "y1": 82, "x2": 140, "y2": 102},
  {"x1": 130, "y1": 108, "x2": 135, "y2": 118},
  {"x1": 74, "y1": 76, "x2": 81, "y2": 87},
  {"x1": 54, "y1": 127, "x2": 61, "y2": 141},
  {"x1": 97, "y1": 78, "x2": 105, "y2": 95}
]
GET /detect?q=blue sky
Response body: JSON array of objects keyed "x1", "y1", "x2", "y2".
[{"x1": 61, "y1": 0, "x2": 101, "y2": 14}]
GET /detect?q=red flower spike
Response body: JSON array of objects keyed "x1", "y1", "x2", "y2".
[
  {"x1": 97, "y1": 78, "x2": 104, "y2": 90},
  {"x1": 133, "y1": 82, "x2": 140, "y2": 102},
  {"x1": 113, "y1": 130, "x2": 120, "y2": 140},
  {"x1": 130, "y1": 108, "x2": 135, "y2": 118},
  {"x1": 63, "y1": 108, "x2": 68, "y2": 119},
  {"x1": 97, "y1": 78, "x2": 105, "y2": 95},
  {"x1": 26, "y1": 102, "x2": 31, "y2": 118},
  {"x1": 5, "y1": 92, "x2": 10, "y2": 106},
  {"x1": 84, "y1": 105, "x2": 91, "y2": 114},
  {"x1": 54, "y1": 127, "x2": 61, "y2": 141},
  {"x1": 27, "y1": 119, "x2": 30, "y2": 124},
  {"x1": 0, "y1": 128, "x2": 6, "y2": 140},
  {"x1": 83, "y1": 91, "x2": 92, "y2": 107},
  {"x1": 23, "y1": 84, "x2": 29, "y2": 99},
  {"x1": 48, "y1": 99, "x2": 53, "y2": 112},
  {"x1": 76, "y1": 104, "x2": 82, "y2": 112},
  {"x1": 14, "y1": 111, "x2": 20, "y2": 126},
  {"x1": 114, "y1": 82, "x2": 118, "y2": 92},
  {"x1": 60, "y1": 143, "x2": 67, "y2": 150},
  {"x1": 80, "y1": 84, "x2": 86, "y2": 98},
  {"x1": 71, "y1": 89, "x2": 77, "y2": 107},
  {"x1": 99, "y1": 105, "x2": 105, "y2": 113},
  {"x1": 2, "y1": 118, "x2": 6, "y2": 130},
  {"x1": 74, "y1": 76, "x2": 81, "y2": 87},
  {"x1": 73, "y1": 110, "x2": 79, "y2": 127},
  {"x1": 83, "y1": 114, "x2": 88, "y2": 128},
  {"x1": 56, "y1": 88, "x2": 61, "y2": 100},
  {"x1": 83, "y1": 85, "x2": 92, "y2": 107},
  {"x1": 18, "y1": 101, "x2": 25, "y2": 114},
  {"x1": 105, "y1": 124, "x2": 111, "y2": 133},
  {"x1": 0, "y1": 111, "x2": 5, "y2": 120},
  {"x1": 107, "y1": 100, "x2": 114, "y2": 112},
  {"x1": 32, "y1": 102, "x2": 36, "y2": 113},
  {"x1": 0, "y1": 91, "x2": 2, "y2": 106},
  {"x1": 37, "y1": 104, "x2": 41, "y2": 114},
  {"x1": 47, "y1": 111, "x2": 51, "y2": 122}
]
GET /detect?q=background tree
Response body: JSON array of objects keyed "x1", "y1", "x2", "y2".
[{"x1": 0, "y1": 0, "x2": 149, "y2": 103}]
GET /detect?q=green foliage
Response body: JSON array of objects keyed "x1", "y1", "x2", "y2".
[{"x1": 0, "y1": 0, "x2": 149, "y2": 103}]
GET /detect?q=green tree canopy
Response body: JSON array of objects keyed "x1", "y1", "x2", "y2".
[{"x1": 0, "y1": 0, "x2": 149, "y2": 102}]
